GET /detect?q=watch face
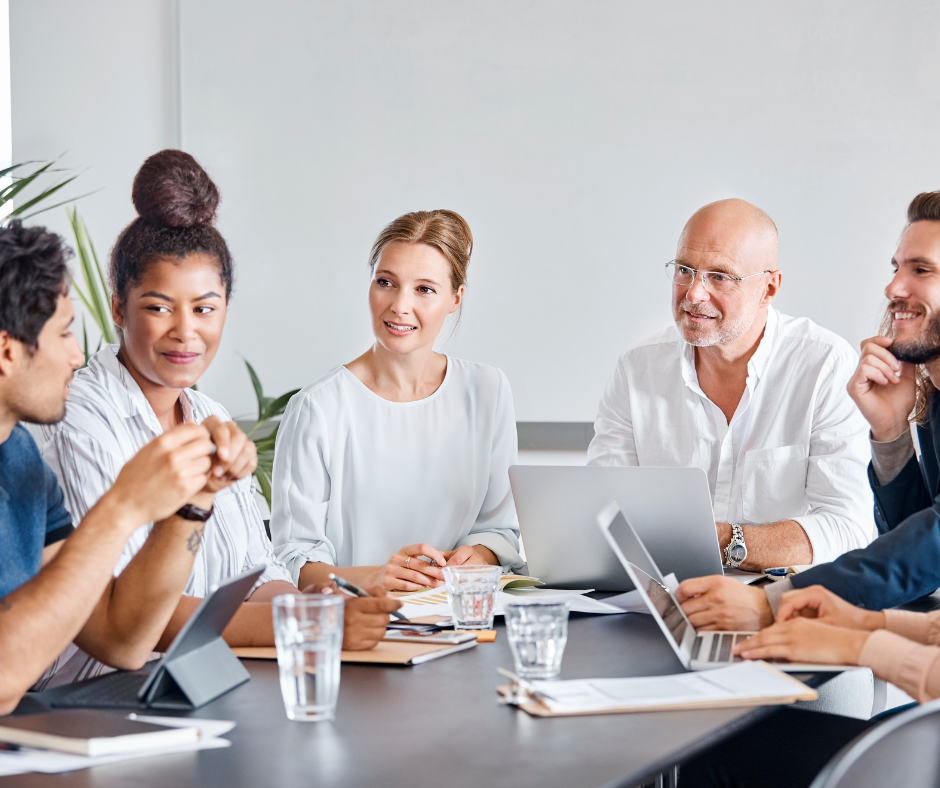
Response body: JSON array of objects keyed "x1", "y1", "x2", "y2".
[{"x1": 729, "y1": 544, "x2": 747, "y2": 562}]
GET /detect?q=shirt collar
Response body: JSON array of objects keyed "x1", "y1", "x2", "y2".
[
  {"x1": 90, "y1": 345, "x2": 197, "y2": 431},
  {"x1": 679, "y1": 305, "x2": 779, "y2": 392}
]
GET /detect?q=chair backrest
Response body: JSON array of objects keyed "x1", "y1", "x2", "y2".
[{"x1": 810, "y1": 698, "x2": 940, "y2": 788}]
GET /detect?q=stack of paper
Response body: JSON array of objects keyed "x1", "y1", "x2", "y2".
[{"x1": 504, "y1": 661, "x2": 816, "y2": 717}]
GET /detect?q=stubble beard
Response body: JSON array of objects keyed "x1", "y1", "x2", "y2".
[
  {"x1": 888, "y1": 301, "x2": 940, "y2": 364},
  {"x1": 673, "y1": 299, "x2": 755, "y2": 348}
]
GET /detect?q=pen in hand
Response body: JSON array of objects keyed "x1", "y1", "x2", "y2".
[{"x1": 327, "y1": 573, "x2": 409, "y2": 621}]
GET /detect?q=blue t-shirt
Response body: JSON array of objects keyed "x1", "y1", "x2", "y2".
[{"x1": 0, "y1": 425, "x2": 73, "y2": 599}]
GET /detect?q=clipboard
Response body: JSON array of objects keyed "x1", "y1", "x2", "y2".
[{"x1": 497, "y1": 661, "x2": 818, "y2": 717}]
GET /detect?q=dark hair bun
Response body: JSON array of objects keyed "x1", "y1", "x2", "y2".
[{"x1": 131, "y1": 149, "x2": 219, "y2": 228}]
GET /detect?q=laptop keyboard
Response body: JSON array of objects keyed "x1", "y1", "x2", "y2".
[
  {"x1": 692, "y1": 632, "x2": 752, "y2": 664},
  {"x1": 52, "y1": 671, "x2": 148, "y2": 708}
]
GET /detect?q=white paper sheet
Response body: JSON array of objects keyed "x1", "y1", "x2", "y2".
[
  {"x1": 591, "y1": 572, "x2": 679, "y2": 614},
  {"x1": 530, "y1": 661, "x2": 806, "y2": 713},
  {"x1": 396, "y1": 585, "x2": 639, "y2": 619},
  {"x1": 0, "y1": 717, "x2": 235, "y2": 776}
]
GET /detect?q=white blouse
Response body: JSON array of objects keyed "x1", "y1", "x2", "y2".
[{"x1": 270, "y1": 357, "x2": 524, "y2": 583}]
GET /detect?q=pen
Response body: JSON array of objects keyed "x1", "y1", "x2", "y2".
[
  {"x1": 764, "y1": 567, "x2": 790, "y2": 577},
  {"x1": 327, "y1": 573, "x2": 409, "y2": 621}
]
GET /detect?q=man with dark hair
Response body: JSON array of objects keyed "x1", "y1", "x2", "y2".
[
  {"x1": 0, "y1": 220, "x2": 254, "y2": 713},
  {"x1": 679, "y1": 191, "x2": 940, "y2": 629}
]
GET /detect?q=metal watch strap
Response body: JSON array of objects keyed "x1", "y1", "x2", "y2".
[
  {"x1": 723, "y1": 523, "x2": 746, "y2": 568},
  {"x1": 175, "y1": 503, "x2": 214, "y2": 522}
]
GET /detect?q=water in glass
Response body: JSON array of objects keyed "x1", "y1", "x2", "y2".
[
  {"x1": 272, "y1": 594, "x2": 344, "y2": 721},
  {"x1": 442, "y1": 565, "x2": 501, "y2": 630},
  {"x1": 505, "y1": 601, "x2": 569, "y2": 680}
]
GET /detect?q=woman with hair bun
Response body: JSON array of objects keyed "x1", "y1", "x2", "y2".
[
  {"x1": 271, "y1": 210, "x2": 525, "y2": 593},
  {"x1": 41, "y1": 150, "x2": 398, "y2": 684}
]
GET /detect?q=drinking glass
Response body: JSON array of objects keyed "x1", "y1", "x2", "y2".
[
  {"x1": 272, "y1": 594, "x2": 344, "y2": 721},
  {"x1": 505, "y1": 601, "x2": 569, "y2": 680},
  {"x1": 442, "y1": 565, "x2": 502, "y2": 630}
]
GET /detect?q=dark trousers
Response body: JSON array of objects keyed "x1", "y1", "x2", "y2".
[{"x1": 679, "y1": 707, "x2": 882, "y2": 788}]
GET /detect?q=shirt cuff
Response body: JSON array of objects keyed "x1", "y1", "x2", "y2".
[
  {"x1": 858, "y1": 629, "x2": 940, "y2": 703},
  {"x1": 884, "y1": 608, "x2": 931, "y2": 644},
  {"x1": 275, "y1": 544, "x2": 336, "y2": 587},
  {"x1": 44, "y1": 523, "x2": 74, "y2": 547},
  {"x1": 870, "y1": 430, "x2": 914, "y2": 485},
  {"x1": 457, "y1": 532, "x2": 525, "y2": 572},
  {"x1": 763, "y1": 577, "x2": 794, "y2": 618}
]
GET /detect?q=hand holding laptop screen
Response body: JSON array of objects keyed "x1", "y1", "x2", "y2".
[{"x1": 595, "y1": 501, "x2": 857, "y2": 673}]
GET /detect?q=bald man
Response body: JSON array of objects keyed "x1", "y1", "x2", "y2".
[{"x1": 588, "y1": 199, "x2": 875, "y2": 573}]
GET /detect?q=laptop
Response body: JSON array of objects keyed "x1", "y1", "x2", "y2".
[
  {"x1": 45, "y1": 566, "x2": 264, "y2": 710},
  {"x1": 509, "y1": 465, "x2": 724, "y2": 591},
  {"x1": 596, "y1": 501, "x2": 853, "y2": 673}
]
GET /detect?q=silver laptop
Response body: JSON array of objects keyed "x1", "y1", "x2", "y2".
[
  {"x1": 509, "y1": 465, "x2": 724, "y2": 591},
  {"x1": 596, "y1": 500, "x2": 853, "y2": 673}
]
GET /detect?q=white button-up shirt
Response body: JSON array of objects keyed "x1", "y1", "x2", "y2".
[{"x1": 587, "y1": 308, "x2": 876, "y2": 563}]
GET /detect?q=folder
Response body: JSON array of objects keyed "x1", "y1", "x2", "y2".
[{"x1": 498, "y1": 661, "x2": 817, "y2": 717}]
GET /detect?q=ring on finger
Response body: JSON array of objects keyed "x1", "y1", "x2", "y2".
[{"x1": 404, "y1": 556, "x2": 411, "y2": 570}]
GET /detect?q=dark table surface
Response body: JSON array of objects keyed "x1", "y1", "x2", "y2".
[{"x1": 15, "y1": 613, "x2": 817, "y2": 788}]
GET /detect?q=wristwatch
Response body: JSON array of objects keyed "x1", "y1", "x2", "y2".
[
  {"x1": 723, "y1": 523, "x2": 747, "y2": 568},
  {"x1": 176, "y1": 503, "x2": 214, "y2": 522}
]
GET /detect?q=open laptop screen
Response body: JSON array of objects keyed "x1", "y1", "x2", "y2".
[{"x1": 628, "y1": 561, "x2": 688, "y2": 646}]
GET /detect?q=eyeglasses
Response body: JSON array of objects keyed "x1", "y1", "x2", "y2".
[{"x1": 664, "y1": 261, "x2": 775, "y2": 294}]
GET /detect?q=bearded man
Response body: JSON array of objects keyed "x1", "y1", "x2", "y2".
[{"x1": 588, "y1": 198, "x2": 875, "y2": 573}]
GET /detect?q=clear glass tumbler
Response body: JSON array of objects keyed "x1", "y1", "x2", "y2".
[
  {"x1": 442, "y1": 565, "x2": 502, "y2": 630},
  {"x1": 505, "y1": 601, "x2": 569, "y2": 680},
  {"x1": 272, "y1": 594, "x2": 344, "y2": 721}
]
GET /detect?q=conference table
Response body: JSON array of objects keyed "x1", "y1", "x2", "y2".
[{"x1": 19, "y1": 611, "x2": 831, "y2": 788}]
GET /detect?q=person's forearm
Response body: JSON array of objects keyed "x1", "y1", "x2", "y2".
[
  {"x1": 298, "y1": 561, "x2": 381, "y2": 590},
  {"x1": 717, "y1": 521, "x2": 813, "y2": 571},
  {"x1": 157, "y1": 595, "x2": 277, "y2": 650},
  {"x1": 473, "y1": 545, "x2": 499, "y2": 565},
  {"x1": 0, "y1": 495, "x2": 138, "y2": 713},
  {"x1": 73, "y1": 493, "x2": 217, "y2": 669},
  {"x1": 245, "y1": 580, "x2": 298, "y2": 602}
]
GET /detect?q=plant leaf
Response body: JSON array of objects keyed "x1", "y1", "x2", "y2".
[
  {"x1": 20, "y1": 189, "x2": 102, "y2": 220},
  {"x1": 253, "y1": 464, "x2": 273, "y2": 510},
  {"x1": 7, "y1": 174, "x2": 79, "y2": 217},
  {"x1": 258, "y1": 389, "x2": 300, "y2": 424},
  {"x1": 243, "y1": 359, "x2": 266, "y2": 422},
  {"x1": 67, "y1": 207, "x2": 115, "y2": 345}
]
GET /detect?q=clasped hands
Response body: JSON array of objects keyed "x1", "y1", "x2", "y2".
[
  {"x1": 733, "y1": 585, "x2": 883, "y2": 666},
  {"x1": 374, "y1": 543, "x2": 499, "y2": 592}
]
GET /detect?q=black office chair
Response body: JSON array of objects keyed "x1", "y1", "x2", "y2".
[{"x1": 809, "y1": 698, "x2": 940, "y2": 788}]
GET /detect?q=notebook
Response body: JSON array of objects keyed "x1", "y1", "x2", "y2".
[
  {"x1": 234, "y1": 638, "x2": 478, "y2": 666},
  {"x1": 0, "y1": 711, "x2": 200, "y2": 756}
]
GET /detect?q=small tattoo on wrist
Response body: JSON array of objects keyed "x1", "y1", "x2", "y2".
[{"x1": 187, "y1": 525, "x2": 206, "y2": 554}]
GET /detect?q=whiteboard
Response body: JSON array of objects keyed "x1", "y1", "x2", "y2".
[{"x1": 178, "y1": 0, "x2": 940, "y2": 421}]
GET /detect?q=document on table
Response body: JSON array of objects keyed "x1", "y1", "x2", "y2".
[
  {"x1": 0, "y1": 716, "x2": 235, "y2": 776},
  {"x1": 395, "y1": 586, "x2": 636, "y2": 619},
  {"x1": 593, "y1": 572, "x2": 681, "y2": 614},
  {"x1": 525, "y1": 661, "x2": 816, "y2": 715}
]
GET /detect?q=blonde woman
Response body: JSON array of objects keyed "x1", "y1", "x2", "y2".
[{"x1": 271, "y1": 210, "x2": 524, "y2": 591}]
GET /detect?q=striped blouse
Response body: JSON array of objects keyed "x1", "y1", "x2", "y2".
[{"x1": 34, "y1": 345, "x2": 292, "y2": 687}]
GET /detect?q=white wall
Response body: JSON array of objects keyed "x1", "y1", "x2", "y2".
[
  {"x1": 10, "y1": 0, "x2": 176, "y2": 311},
  {"x1": 12, "y1": 1, "x2": 940, "y2": 421}
]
